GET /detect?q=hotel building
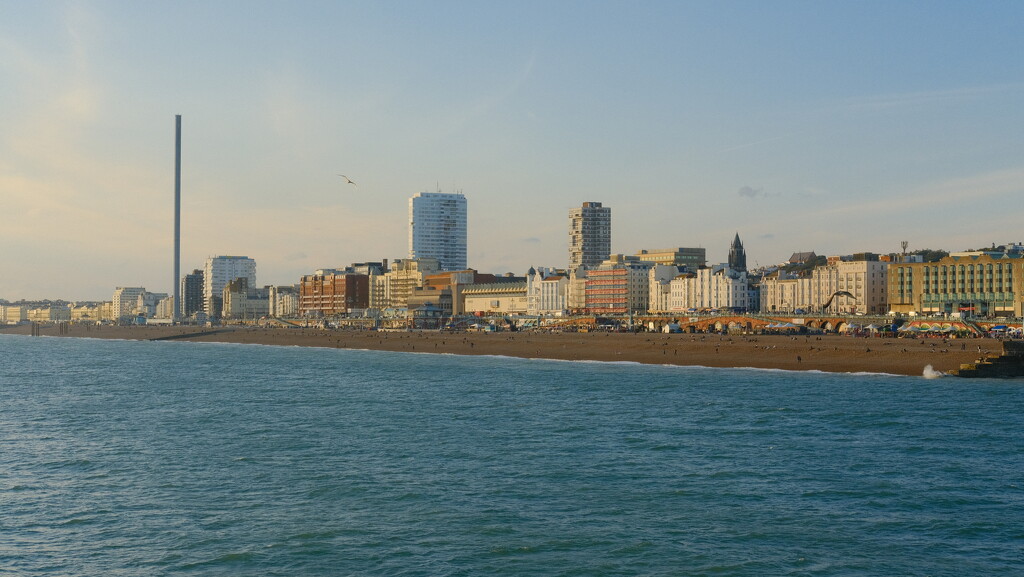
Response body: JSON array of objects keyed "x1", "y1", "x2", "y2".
[
  {"x1": 760, "y1": 256, "x2": 888, "y2": 315},
  {"x1": 888, "y1": 251, "x2": 1023, "y2": 317}
]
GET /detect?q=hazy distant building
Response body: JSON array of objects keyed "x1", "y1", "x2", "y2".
[
  {"x1": 636, "y1": 247, "x2": 705, "y2": 271},
  {"x1": 269, "y1": 285, "x2": 299, "y2": 318},
  {"x1": 1, "y1": 305, "x2": 27, "y2": 324},
  {"x1": 409, "y1": 192, "x2": 467, "y2": 271},
  {"x1": 371, "y1": 258, "x2": 441, "y2": 310},
  {"x1": 180, "y1": 269, "x2": 204, "y2": 318},
  {"x1": 204, "y1": 256, "x2": 256, "y2": 319},
  {"x1": 569, "y1": 202, "x2": 611, "y2": 270},
  {"x1": 70, "y1": 304, "x2": 102, "y2": 323},
  {"x1": 112, "y1": 287, "x2": 146, "y2": 321},
  {"x1": 136, "y1": 291, "x2": 168, "y2": 318},
  {"x1": 27, "y1": 306, "x2": 71, "y2": 322},
  {"x1": 156, "y1": 296, "x2": 175, "y2": 319},
  {"x1": 222, "y1": 278, "x2": 269, "y2": 320}
]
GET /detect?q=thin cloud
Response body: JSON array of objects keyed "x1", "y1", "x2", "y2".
[
  {"x1": 806, "y1": 167, "x2": 1024, "y2": 219},
  {"x1": 839, "y1": 82, "x2": 1024, "y2": 112},
  {"x1": 444, "y1": 47, "x2": 539, "y2": 136},
  {"x1": 738, "y1": 186, "x2": 783, "y2": 199},
  {"x1": 719, "y1": 134, "x2": 788, "y2": 154}
]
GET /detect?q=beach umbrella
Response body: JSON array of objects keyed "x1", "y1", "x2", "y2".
[{"x1": 865, "y1": 324, "x2": 880, "y2": 330}]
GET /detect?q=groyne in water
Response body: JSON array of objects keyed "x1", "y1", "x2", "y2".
[{"x1": 954, "y1": 340, "x2": 1024, "y2": 378}]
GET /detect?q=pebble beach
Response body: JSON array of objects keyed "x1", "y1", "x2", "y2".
[{"x1": 3, "y1": 323, "x2": 1000, "y2": 377}]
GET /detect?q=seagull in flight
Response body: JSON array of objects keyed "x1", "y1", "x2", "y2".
[{"x1": 337, "y1": 174, "x2": 358, "y2": 187}]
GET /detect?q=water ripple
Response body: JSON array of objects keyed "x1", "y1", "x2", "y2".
[{"x1": 1, "y1": 333, "x2": 1022, "y2": 576}]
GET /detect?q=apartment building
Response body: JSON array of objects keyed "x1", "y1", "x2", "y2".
[
  {"x1": 569, "y1": 202, "x2": 611, "y2": 270},
  {"x1": 409, "y1": 192, "x2": 467, "y2": 271}
]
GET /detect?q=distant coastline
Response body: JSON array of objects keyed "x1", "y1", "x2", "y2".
[{"x1": 2, "y1": 323, "x2": 1001, "y2": 377}]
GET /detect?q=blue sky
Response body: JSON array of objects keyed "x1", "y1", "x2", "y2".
[{"x1": 2, "y1": 1, "x2": 1022, "y2": 300}]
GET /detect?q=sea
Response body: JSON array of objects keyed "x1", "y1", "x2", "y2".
[{"x1": 1, "y1": 333, "x2": 1021, "y2": 576}]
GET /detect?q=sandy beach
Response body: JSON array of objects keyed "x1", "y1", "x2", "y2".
[{"x1": 2, "y1": 323, "x2": 1002, "y2": 377}]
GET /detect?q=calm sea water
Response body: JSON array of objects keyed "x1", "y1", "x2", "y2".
[{"x1": 1, "y1": 334, "x2": 1021, "y2": 576}]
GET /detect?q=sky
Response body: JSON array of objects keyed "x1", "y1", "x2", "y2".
[{"x1": 2, "y1": 1, "x2": 1023, "y2": 301}]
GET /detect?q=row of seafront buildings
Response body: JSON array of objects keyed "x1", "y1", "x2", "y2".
[
  {"x1": 10, "y1": 242, "x2": 1016, "y2": 328},
  {"x1": 6, "y1": 194, "x2": 1023, "y2": 325}
]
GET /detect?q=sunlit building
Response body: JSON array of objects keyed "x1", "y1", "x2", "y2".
[
  {"x1": 204, "y1": 256, "x2": 256, "y2": 319},
  {"x1": 569, "y1": 202, "x2": 611, "y2": 270},
  {"x1": 299, "y1": 270, "x2": 369, "y2": 317},
  {"x1": 888, "y1": 251, "x2": 1023, "y2": 317},
  {"x1": 636, "y1": 247, "x2": 705, "y2": 271},
  {"x1": 760, "y1": 255, "x2": 887, "y2": 315},
  {"x1": 112, "y1": 287, "x2": 146, "y2": 321}
]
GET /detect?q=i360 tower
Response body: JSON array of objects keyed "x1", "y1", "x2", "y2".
[
  {"x1": 173, "y1": 115, "x2": 181, "y2": 322},
  {"x1": 408, "y1": 191, "x2": 467, "y2": 271}
]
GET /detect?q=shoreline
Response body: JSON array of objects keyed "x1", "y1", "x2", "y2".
[{"x1": 2, "y1": 323, "x2": 1001, "y2": 377}]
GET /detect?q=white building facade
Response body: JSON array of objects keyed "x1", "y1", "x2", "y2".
[
  {"x1": 112, "y1": 287, "x2": 146, "y2": 321},
  {"x1": 526, "y1": 267, "x2": 569, "y2": 316},
  {"x1": 668, "y1": 265, "x2": 754, "y2": 312},
  {"x1": 759, "y1": 258, "x2": 887, "y2": 314},
  {"x1": 647, "y1": 265, "x2": 684, "y2": 313},
  {"x1": 269, "y1": 285, "x2": 299, "y2": 318},
  {"x1": 203, "y1": 256, "x2": 256, "y2": 318}
]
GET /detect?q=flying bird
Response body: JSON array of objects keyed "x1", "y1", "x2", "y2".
[{"x1": 337, "y1": 174, "x2": 358, "y2": 187}]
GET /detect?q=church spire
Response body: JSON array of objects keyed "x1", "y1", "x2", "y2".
[{"x1": 728, "y1": 233, "x2": 747, "y2": 272}]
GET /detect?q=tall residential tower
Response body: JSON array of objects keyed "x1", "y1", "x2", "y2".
[
  {"x1": 203, "y1": 255, "x2": 256, "y2": 318},
  {"x1": 409, "y1": 191, "x2": 467, "y2": 271},
  {"x1": 569, "y1": 201, "x2": 611, "y2": 270}
]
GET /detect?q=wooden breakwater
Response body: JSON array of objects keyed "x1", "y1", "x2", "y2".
[{"x1": 953, "y1": 340, "x2": 1024, "y2": 378}]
